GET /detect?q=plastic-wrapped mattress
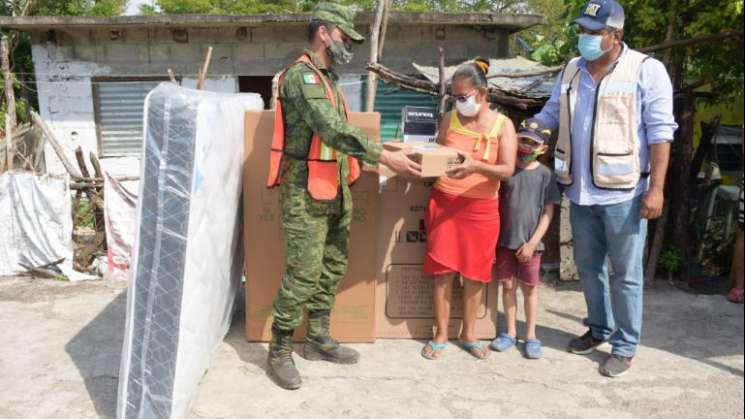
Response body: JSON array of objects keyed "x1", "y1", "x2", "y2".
[{"x1": 117, "y1": 83, "x2": 263, "y2": 419}]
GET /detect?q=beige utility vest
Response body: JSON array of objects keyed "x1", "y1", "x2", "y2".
[{"x1": 555, "y1": 49, "x2": 649, "y2": 191}]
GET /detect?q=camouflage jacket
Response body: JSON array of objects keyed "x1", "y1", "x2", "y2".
[{"x1": 278, "y1": 49, "x2": 382, "y2": 191}]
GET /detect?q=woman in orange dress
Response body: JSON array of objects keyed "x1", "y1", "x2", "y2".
[{"x1": 421, "y1": 58, "x2": 517, "y2": 360}]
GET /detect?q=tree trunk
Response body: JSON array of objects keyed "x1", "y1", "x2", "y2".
[
  {"x1": 645, "y1": 4, "x2": 681, "y2": 284},
  {"x1": 671, "y1": 88, "x2": 696, "y2": 283},
  {"x1": 2, "y1": 34, "x2": 17, "y2": 171},
  {"x1": 645, "y1": 202, "x2": 670, "y2": 283}
]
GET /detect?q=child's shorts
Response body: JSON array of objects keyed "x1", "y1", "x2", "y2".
[{"x1": 495, "y1": 246, "x2": 543, "y2": 286}]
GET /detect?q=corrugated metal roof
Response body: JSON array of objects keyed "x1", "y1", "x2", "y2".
[{"x1": 412, "y1": 56, "x2": 557, "y2": 99}]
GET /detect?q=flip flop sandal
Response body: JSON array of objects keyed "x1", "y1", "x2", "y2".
[
  {"x1": 421, "y1": 340, "x2": 448, "y2": 360},
  {"x1": 460, "y1": 340, "x2": 490, "y2": 360}
]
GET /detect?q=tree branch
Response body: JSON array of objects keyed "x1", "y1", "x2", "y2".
[{"x1": 639, "y1": 31, "x2": 744, "y2": 54}]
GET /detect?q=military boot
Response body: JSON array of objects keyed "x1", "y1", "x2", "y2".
[
  {"x1": 267, "y1": 326, "x2": 302, "y2": 390},
  {"x1": 303, "y1": 310, "x2": 360, "y2": 364}
]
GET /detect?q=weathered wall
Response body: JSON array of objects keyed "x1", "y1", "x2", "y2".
[{"x1": 30, "y1": 23, "x2": 510, "y2": 175}]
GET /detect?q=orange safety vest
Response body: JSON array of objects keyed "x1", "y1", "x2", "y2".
[{"x1": 266, "y1": 53, "x2": 361, "y2": 200}]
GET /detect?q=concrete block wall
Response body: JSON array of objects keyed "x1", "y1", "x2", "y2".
[{"x1": 29, "y1": 23, "x2": 511, "y2": 176}]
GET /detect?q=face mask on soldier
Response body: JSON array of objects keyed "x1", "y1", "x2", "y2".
[
  {"x1": 323, "y1": 29, "x2": 354, "y2": 65},
  {"x1": 327, "y1": 40, "x2": 353, "y2": 65}
]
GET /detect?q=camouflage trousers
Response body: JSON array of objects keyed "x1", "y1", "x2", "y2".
[{"x1": 271, "y1": 182, "x2": 353, "y2": 332}]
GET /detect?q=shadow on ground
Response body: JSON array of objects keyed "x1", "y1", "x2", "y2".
[{"x1": 65, "y1": 290, "x2": 127, "y2": 419}]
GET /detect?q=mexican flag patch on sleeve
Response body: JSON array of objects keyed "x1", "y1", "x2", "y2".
[{"x1": 303, "y1": 73, "x2": 320, "y2": 85}]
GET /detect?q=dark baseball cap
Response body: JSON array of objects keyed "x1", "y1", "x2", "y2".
[
  {"x1": 573, "y1": 0, "x2": 625, "y2": 31},
  {"x1": 517, "y1": 118, "x2": 552, "y2": 144}
]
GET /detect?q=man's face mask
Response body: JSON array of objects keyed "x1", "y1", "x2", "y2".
[
  {"x1": 324, "y1": 29, "x2": 354, "y2": 65},
  {"x1": 578, "y1": 31, "x2": 614, "y2": 61}
]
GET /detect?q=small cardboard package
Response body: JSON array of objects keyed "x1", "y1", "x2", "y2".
[
  {"x1": 380, "y1": 141, "x2": 463, "y2": 178},
  {"x1": 375, "y1": 178, "x2": 499, "y2": 339},
  {"x1": 243, "y1": 111, "x2": 380, "y2": 342}
]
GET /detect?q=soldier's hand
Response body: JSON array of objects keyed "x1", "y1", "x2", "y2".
[{"x1": 380, "y1": 149, "x2": 422, "y2": 178}]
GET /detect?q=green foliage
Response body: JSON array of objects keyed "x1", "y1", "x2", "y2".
[
  {"x1": 75, "y1": 198, "x2": 97, "y2": 229},
  {"x1": 659, "y1": 247, "x2": 684, "y2": 274},
  {"x1": 152, "y1": 0, "x2": 520, "y2": 14},
  {"x1": 529, "y1": 24, "x2": 578, "y2": 66},
  {"x1": 1, "y1": 0, "x2": 129, "y2": 17},
  {"x1": 699, "y1": 216, "x2": 736, "y2": 277},
  {"x1": 523, "y1": 0, "x2": 744, "y2": 100},
  {"x1": 154, "y1": 0, "x2": 296, "y2": 14}
]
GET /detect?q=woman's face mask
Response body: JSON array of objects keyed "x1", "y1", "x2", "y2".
[
  {"x1": 578, "y1": 32, "x2": 613, "y2": 61},
  {"x1": 454, "y1": 91, "x2": 481, "y2": 117}
]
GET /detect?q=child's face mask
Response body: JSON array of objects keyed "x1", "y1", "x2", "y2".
[{"x1": 517, "y1": 137, "x2": 545, "y2": 161}]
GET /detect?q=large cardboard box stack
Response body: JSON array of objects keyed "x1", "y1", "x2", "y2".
[
  {"x1": 243, "y1": 111, "x2": 498, "y2": 341},
  {"x1": 375, "y1": 178, "x2": 499, "y2": 339},
  {"x1": 243, "y1": 111, "x2": 380, "y2": 342}
]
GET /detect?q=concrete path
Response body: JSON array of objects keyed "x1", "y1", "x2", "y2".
[{"x1": 0, "y1": 277, "x2": 742, "y2": 419}]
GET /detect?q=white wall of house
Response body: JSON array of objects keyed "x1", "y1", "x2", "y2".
[
  {"x1": 28, "y1": 22, "x2": 510, "y2": 177},
  {"x1": 32, "y1": 42, "x2": 240, "y2": 177}
]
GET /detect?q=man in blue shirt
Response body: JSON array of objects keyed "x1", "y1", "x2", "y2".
[{"x1": 534, "y1": 0, "x2": 677, "y2": 377}]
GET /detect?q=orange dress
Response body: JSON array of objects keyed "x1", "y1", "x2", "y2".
[{"x1": 423, "y1": 111, "x2": 507, "y2": 282}]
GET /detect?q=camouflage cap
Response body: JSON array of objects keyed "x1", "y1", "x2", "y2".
[{"x1": 312, "y1": 2, "x2": 365, "y2": 43}]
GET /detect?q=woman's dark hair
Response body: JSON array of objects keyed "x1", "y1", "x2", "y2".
[
  {"x1": 308, "y1": 20, "x2": 334, "y2": 42},
  {"x1": 452, "y1": 57, "x2": 490, "y2": 89}
]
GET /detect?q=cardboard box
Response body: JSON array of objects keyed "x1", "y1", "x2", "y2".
[
  {"x1": 381, "y1": 141, "x2": 463, "y2": 178},
  {"x1": 243, "y1": 111, "x2": 381, "y2": 342},
  {"x1": 375, "y1": 178, "x2": 499, "y2": 339}
]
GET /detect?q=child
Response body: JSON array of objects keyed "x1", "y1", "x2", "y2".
[{"x1": 490, "y1": 118, "x2": 560, "y2": 359}]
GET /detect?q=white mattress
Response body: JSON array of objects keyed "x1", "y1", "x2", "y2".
[{"x1": 117, "y1": 83, "x2": 263, "y2": 419}]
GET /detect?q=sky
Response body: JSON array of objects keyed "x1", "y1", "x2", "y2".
[{"x1": 125, "y1": 0, "x2": 152, "y2": 15}]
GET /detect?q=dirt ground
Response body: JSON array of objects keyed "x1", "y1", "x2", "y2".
[{"x1": 0, "y1": 276, "x2": 742, "y2": 419}]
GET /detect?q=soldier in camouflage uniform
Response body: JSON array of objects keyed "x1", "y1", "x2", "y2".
[{"x1": 267, "y1": 2, "x2": 421, "y2": 390}]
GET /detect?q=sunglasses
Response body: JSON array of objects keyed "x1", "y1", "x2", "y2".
[{"x1": 453, "y1": 90, "x2": 478, "y2": 103}]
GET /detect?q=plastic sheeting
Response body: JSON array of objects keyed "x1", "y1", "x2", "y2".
[
  {"x1": 117, "y1": 83, "x2": 263, "y2": 419},
  {"x1": 103, "y1": 172, "x2": 138, "y2": 281},
  {"x1": 0, "y1": 172, "x2": 90, "y2": 281}
]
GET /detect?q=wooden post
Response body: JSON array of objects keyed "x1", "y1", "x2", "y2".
[
  {"x1": 2, "y1": 35, "x2": 17, "y2": 171},
  {"x1": 89, "y1": 152, "x2": 104, "y2": 180},
  {"x1": 196, "y1": 46, "x2": 213, "y2": 90},
  {"x1": 378, "y1": 0, "x2": 392, "y2": 59},
  {"x1": 1, "y1": 35, "x2": 16, "y2": 128},
  {"x1": 31, "y1": 111, "x2": 83, "y2": 178},
  {"x1": 365, "y1": 0, "x2": 386, "y2": 112},
  {"x1": 436, "y1": 47, "x2": 447, "y2": 120},
  {"x1": 4, "y1": 114, "x2": 12, "y2": 171}
]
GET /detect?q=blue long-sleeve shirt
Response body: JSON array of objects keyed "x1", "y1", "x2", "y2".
[{"x1": 535, "y1": 45, "x2": 678, "y2": 206}]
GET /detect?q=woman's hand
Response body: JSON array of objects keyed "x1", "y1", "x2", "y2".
[{"x1": 445, "y1": 151, "x2": 480, "y2": 179}]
